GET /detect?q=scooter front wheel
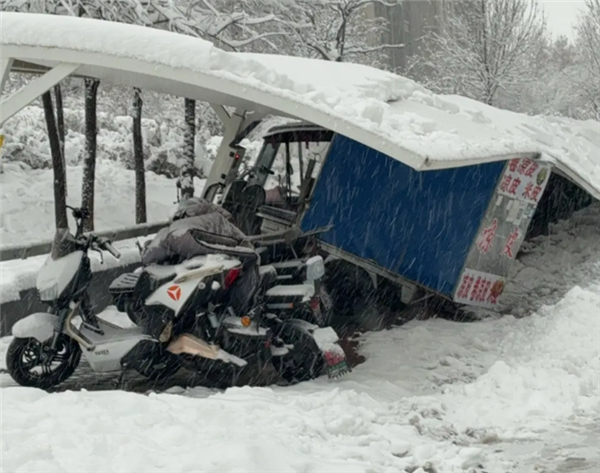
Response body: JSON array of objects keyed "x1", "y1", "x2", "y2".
[{"x1": 6, "y1": 336, "x2": 81, "y2": 390}]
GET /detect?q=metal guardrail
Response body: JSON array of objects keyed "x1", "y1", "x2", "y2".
[{"x1": 0, "y1": 220, "x2": 170, "y2": 262}]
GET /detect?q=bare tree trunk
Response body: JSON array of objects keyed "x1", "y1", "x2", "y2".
[
  {"x1": 54, "y1": 84, "x2": 67, "y2": 196},
  {"x1": 81, "y1": 78, "x2": 100, "y2": 232},
  {"x1": 132, "y1": 88, "x2": 147, "y2": 224},
  {"x1": 480, "y1": 0, "x2": 494, "y2": 106},
  {"x1": 178, "y1": 98, "x2": 196, "y2": 200},
  {"x1": 42, "y1": 91, "x2": 68, "y2": 229}
]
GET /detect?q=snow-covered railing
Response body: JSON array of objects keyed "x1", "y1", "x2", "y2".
[{"x1": 0, "y1": 220, "x2": 169, "y2": 262}]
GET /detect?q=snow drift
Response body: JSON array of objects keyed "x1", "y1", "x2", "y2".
[
  {"x1": 1, "y1": 203, "x2": 599, "y2": 472},
  {"x1": 1, "y1": 276, "x2": 598, "y2": 472}
]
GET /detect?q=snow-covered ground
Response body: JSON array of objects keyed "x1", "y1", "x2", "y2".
[
  {"x1": 1, "y1": 203, "x2": 598, "y2": 473},
  {"x1": 490, "y1": 202, "x2": 600, "y2": 317},
  {"x1": 1, "y1": 280, "x2": 598, "y2": 472},
  {"x1": 0, "y1": 161, "x2": 205, "y2": 247}
]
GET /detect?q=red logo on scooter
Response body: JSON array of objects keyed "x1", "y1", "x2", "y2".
[{"x1": 167, "y1": 285, "x2": 181, "y2": 301}]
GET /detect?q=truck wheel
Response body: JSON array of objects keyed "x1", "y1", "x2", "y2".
[
  {"x1": 323, "y1": 260, "x2": 375, "y2": 319},
  {"x1": 6, "y1": 336, "x2": 81, "y2": 390}
]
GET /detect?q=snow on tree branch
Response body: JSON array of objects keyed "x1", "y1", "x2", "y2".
[
  {"x1": 268, "y1": 0, "x2": 401, "y2": 66},
  {"x1": 146, "y1": 0, "x2": 282, "y2": 50},
  {"x1": 573, "y1": 0, "x2": 600, "y2": 119},
  {"x1": 417, "y1": 0, "x2": 546, "y2": 106}
]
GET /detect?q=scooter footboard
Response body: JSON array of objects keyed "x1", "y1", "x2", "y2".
[{"x1": 12, "y1": 313, "x2": 56, "y2": 342}]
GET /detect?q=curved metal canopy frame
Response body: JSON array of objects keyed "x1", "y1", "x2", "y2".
[{"x1": 1, "y1": 12, "x2": 598, "y2": 200}]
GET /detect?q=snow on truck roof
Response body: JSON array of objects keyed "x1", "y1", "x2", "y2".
[{"x1": 1, "y1": 12, "x2": 599, "y2": 199}]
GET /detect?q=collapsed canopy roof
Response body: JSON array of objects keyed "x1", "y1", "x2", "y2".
[{"x1": 1, "y1": 12, "x2": 599, "y2": 199}]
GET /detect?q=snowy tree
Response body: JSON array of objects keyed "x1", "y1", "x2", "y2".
[
  {"x1": 260, "y1": 0, "x2": 401, "y2": 67},
  {"x1": 54, "y1": 85, "x2": 66, "y2": 194},
  {"x1": 148, "y1": 0, "x2": 282, "y2": 199},
  {"x1": 417, "y1": 0, "x2": 546, "y2": 106},
  {"x1": 572, "y1": 0, "x2": 600, "y2": 119},
  {"x1": 524, "y1": 2, "x2": 600, "y2": 121},
  {"x1": 41, "y1": 92, "x2": 69, "y2": 229},
  {"x1": 511, "y1": 35, "x2": 582, "y2": 117},
  {"x1": 132, "y1": 88, "x2": 146, "y2": 223},
  {"x1": 81, "y1": 78, "x2": 100, "y2": 231}
]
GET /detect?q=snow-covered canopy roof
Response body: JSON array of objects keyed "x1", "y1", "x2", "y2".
[{"x1": 1, "y1": 12, "x2": 599, "y2": 199}]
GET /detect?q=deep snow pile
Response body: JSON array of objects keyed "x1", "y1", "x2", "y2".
[
  {"x1": 1, "y1": 274, "x2": 598, "y2": 472},
  {"x1": 0, "y1": 205, "x2": 599, "y2": 471},
  {"x1": 0, "y1": 160, "x2": 205, "y2": 247},
  {"x1": 496, "y1": 202, "x2": 600, "y2": 317}
]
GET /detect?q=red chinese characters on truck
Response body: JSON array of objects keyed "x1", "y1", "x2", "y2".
[
  {"x1": 500, "y1": 157, "x2": 549, "y2": 204},
  {"x1": 455, "y1": 269, "x2": 506, "y2": 308},
  {"x1": 502, "y1": 227, "x2": 520, "y2": 259},
  {"x1": 476, "y1": 218, "x2": 498, "y2": 254}
]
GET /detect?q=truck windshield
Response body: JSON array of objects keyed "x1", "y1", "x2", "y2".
[{"x1": 249, "y1": 129, "x2": 333, "y2": 201}]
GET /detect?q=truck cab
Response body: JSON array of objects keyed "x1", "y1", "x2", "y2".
[{"x1": 218, "y1": 123, "x2": 333, "y2": 236}]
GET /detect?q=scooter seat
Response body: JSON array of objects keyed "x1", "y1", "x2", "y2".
[{"x1": 145, "y1": 265, "x2": 177, "y2": 285}]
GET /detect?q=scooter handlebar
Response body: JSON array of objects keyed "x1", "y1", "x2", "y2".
[{"x1": 102, "y1": 240, "x2": 121, "y2": 259}]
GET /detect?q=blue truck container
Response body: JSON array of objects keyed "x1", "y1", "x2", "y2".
[
  {"x1": 299, "y1": 133, "x2": 551, "y2": 309},
  {"x1": 221, "y1": 123, "x2": 552, "y2": 310}
]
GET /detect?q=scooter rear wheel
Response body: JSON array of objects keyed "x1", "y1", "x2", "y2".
[
  {"x1": 6, "y1": 336, "x2": 81, "y2": 390},
  {"x1": 272, "y1": 322, "x2": 324, "y2": 384}
]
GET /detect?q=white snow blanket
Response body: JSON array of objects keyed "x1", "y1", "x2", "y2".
[
  {"x1": 1, "y1": 204, "x2": 599, "y2": 473},
  {"x1": 1, "y1": 280, "x2": 598, "y2": 472},
  {"x1": 2, "y1": 12, "x2": 599, "y2": 199}
]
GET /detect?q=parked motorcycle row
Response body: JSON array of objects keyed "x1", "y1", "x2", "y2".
[{"x1": 5, "y1": 201, "x2": 350, "y2": 391}]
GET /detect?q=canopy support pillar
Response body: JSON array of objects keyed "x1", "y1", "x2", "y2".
[
  {"x1": 0, "y1": 62, "x2": 80, "y2": 126},
  {"x1": 203, "y1": 105, "x2": 266, "y2": 201},
  {"x1": 0, "y1": 58, "x2": 14, "y2": 98}
]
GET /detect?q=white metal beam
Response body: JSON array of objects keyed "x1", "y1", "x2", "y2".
[
  {"x1": 0, "y1": 58, "x2": 14, "y2": 97},
  {"x1": 204, "y1": 109, "x2": 249, "y2": 199},
  {"x1": 204, "y1": 107, "x2": 267, "y2": 200},
  {"x1": 210, "y1": 104, "x2": 231, "y2": 124},
  {"x1": 0, "y1": 63, "x2": 80, "y2": 126}
]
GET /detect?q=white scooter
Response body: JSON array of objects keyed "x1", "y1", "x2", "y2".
[{"x1": 6, "y1": 207, "x2": 349, "y2": 390}]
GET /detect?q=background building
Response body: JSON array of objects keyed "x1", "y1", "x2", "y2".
[{"x1": 374, "y1": 0, "x2": 445, "y2": 77}]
